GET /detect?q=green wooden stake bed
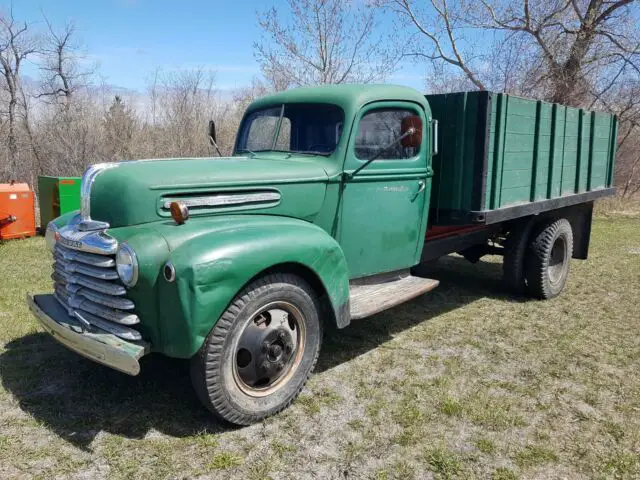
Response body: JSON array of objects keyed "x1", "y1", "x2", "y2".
[{"x1": 28, "y1": 85, "x2": 616, "y2": 425}]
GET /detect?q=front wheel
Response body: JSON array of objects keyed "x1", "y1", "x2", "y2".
[
  {"x1": 190, "y1": 273, "x2": 322, "y2": 425},
  {"x1": 525, "y1": 218, "x2": 574, "y2": 299}
]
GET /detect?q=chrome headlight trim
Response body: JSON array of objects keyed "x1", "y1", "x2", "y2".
[
  {"x1": 80, "y1": 163, "x2": 118, "y2": 222},
  {"x1": 115, "y1": 243, "x2": 139, "y2": 287}
]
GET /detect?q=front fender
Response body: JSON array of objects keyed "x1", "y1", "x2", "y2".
[{"x1": 157, "y1": 216, "x2": 350, "y2": 358}]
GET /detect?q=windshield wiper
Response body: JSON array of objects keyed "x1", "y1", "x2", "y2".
[
  {"x1": 236, "y1": 148, "x2": 257, "y2": 157},
  {"x1": 270, "y1": 104, "x2": 285, "y2": 150},
  {"x1": 295, "y1": 150, "x2": 332, "y2": 156}
]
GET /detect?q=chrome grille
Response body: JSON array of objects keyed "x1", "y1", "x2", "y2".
[{"x1": 53, "y1": 242, "x2": 141, "y2": 341}]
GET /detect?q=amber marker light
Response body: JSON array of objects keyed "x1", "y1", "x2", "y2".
[{"x1": 170, "y1": 201, "x2": 189, "y2": 225}]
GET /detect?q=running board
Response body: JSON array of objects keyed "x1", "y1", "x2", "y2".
[{"x1": 349, "y1": 274, "x2": 439, "y2": 320}]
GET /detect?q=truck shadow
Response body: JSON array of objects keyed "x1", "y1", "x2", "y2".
[
  {"x1": 317, "y1": 255, "x2": 518, "y2": 372},
  {"x1": 0, "y1": 255, "x2": 519, "y2": 448}
]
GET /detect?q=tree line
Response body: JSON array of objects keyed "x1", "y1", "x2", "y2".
[{"x1": 1, "y1": 0, "x2": 639, "y2": 197}]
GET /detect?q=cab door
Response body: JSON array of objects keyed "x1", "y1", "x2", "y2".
[{"x1": 338, "y1": 102, "x2": 431, "y2": 278}]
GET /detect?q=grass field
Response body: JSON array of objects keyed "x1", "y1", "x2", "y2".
[{"x1": 1, "y1": 210, "x2": 639, "y2": 479}]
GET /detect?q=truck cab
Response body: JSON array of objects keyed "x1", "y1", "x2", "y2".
[
  {"x1": 234, "y1": 85, "x2": 435, "y2": 278},
  {"x1": 28, "y1": 84, "x2": 615, "y2": 425}
]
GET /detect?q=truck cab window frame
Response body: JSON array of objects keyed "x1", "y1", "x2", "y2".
[
  {"x1": 354, "y1": 108, "x2": 422, "y2": 161},
  {"x1": 235, "y1": 103, "x2": 345, "y2": 156}
]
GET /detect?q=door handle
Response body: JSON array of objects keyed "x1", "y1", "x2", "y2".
[{"x1": 411, "y1": 181, "x2": 426, "y2": 201}]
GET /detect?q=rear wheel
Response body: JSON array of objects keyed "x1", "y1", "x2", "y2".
[
  {"x1": 525, "y1": 218, "x2": 573, "y2": 299},
  {"x1": 190, "y1": 273, "x2": 322, "y2": 425}
]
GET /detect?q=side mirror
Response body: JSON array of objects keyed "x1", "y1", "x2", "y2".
[
  {"x1": 208, "y1": 120, "x2": 223, "y2": 156},
  {"x1": 400, "y1": 115, "x2": 422, "y2": 149},
  {"x1": 208, "y1": 120, "x2": 217, "y2": 144}
]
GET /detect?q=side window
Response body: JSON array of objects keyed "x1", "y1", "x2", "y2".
[{"x1": 355, "y1": 108, "x2": 420, "y2": 160}]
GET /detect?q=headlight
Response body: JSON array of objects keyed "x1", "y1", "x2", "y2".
[
  {"x1": 45, "y1": 222, "x2": 58, "y2": 253},
  {"x1": 116, "y1": 243, "x2": 139, "y2": 287}
]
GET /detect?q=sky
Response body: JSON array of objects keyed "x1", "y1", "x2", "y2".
[{"x1": 13, "y1": 0, "x2": 426, "y2": 94}]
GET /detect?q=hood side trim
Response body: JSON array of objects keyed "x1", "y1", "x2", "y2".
[{"x1": 161, "y1": 192, "x2": 281, "y2": 210}]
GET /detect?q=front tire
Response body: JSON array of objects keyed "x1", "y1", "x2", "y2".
[
  {"x1": 190, "y1": 273, "x2": 322, "y2": 425},
  {"x1": 525, "y1": 218, "x2": 574, "y2": 299}
]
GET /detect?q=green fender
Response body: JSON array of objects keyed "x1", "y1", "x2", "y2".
[{"x1": 156, "y1": 216, "x2": 351, "y2": 358}]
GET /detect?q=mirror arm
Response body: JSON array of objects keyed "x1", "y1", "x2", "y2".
[
  {"x1": 209, "y1": 135, "x2": 223, "y2": 157},
  {"x1": 346, "y1": 127, "x2": 415, "y2": 179}
]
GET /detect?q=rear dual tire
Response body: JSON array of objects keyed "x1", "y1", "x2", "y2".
[
  {"x1": 504, "y1": 217, "x2": 574, "y2": 299},
  {"x1": 524, "y1": 218, "x2": 573, "y2": 299}
]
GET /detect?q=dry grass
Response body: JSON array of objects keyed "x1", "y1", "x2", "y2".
[
  {"x1": 0, "y1": 207, "x2": 639, "y2": 479},
  {"x1": 594, "y1": 195, "x2": 640, "y2": 218}
]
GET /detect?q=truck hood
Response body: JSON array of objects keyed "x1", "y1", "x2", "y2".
[{"x1": 89, "y1": 157, "x2": 330, "y2": 227}]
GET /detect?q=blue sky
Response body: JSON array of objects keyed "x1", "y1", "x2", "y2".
[{"x1": 13, "y1": 0, "x2": 425, "y2": 93}]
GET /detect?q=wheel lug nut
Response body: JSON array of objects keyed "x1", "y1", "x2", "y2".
[{"x1": 278, "y1": 331, "x2": 286, "y2": 340}]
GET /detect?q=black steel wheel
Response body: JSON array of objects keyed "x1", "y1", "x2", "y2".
[
  {"x1": 190, "y1": 273, "x2": 322, "y2": 425},
  {"x1": 524, "y1": 218, "x2": 574, "y2": 299}
]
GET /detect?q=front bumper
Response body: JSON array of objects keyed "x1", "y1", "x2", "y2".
[{"x1": 27, "y1": 294, "x2": 149, "y2": 375}]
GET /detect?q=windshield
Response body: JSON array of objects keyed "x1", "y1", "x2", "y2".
[{"x1": 235, "y1": 103, "x2": 344, "y2": 156}]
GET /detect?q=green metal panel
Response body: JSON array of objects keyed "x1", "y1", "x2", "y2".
[
  {"x1": 37, "y1": 176, "x2": 81, "y2": 228},
  {"x1": 426, "y1": 91, "x2": 617, "y2": 225},
  {"x1": 426, "y1": 91, "x2": 487, "y2": 220},
  {"x1": 90, "y1": 157, "x2": 333, "y2": 228},
  {"x1": 339, "y1": 100, "x2": 431, "y2": 277}
]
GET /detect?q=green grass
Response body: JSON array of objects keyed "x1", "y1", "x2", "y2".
[
  {"x1": 491, "y1": 467, "x2": 518, "y2": 480},
  {"x1": 1, "y1": 212, "x2": 639, "y2": 478},
  {"x1": 207, "y1": 452, "x2": 243, "y2": 470},
  {"x1": 425, "y1": 445, "x2": 462, "y2": 479},
  {"x1": 475, "y1": 438, "x2": 496, "y2": 454},
  {"x1": 514, "y1": 444, "x2": 559, "y2": 468}
]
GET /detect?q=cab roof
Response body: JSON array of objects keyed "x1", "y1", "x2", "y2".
[{"x1": 246, "y1": 84, "x2": 431, "y2": 118}]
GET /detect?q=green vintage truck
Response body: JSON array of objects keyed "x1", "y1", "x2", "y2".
[{"x1": 28, "y1": 85, "x2": 617, "y2": 425}]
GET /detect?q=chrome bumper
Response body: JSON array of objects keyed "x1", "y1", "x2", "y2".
[{"x1": 27, "y1": 294, "x2": 149, "y2": 375}]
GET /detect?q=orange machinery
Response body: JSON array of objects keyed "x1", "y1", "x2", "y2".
[{"x1": 0, "y1": 182, "x2": 36, "y2": 240}]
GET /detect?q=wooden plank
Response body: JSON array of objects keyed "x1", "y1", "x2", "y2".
[{"x1": 349, "y1": 275, "x2": 439, "y2": 319}]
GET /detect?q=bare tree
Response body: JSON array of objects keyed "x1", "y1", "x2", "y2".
[
  {"x1": 255, "y1": 0, "x2": 398, "y2": 87},
  {"x1": 140, "y1": 68, "x2": 240, "y2": 158},
  {"x1": 103, "y1": 95, "x2": 136, "y2": 160},
  {"x1": 37, "y1": 16, "x2": 94, "y2": 108},
  {"x1": 386, "y1": 0, "x2": 640, "y2": 196},
  {"x1": 603, "y1": 79, "x2": 640, "y2": 197},
  {"x1": 0, "y1": 10, "x2": 37, "y2": 180},
  {"x1": 387, "y1": 0, "x2": 639, "y2": 106},
  {"x1": 388, "y1": 0, "x2": 489, "y2": 90},
  {"x1": 473, "y1": 0, "x2": 639, "y2": 105}
]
